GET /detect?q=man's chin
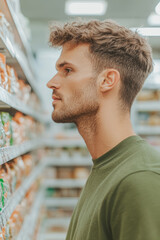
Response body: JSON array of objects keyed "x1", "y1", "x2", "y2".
[{"x1": 52, "y1": 112, "x2": 73, "y2": 123}]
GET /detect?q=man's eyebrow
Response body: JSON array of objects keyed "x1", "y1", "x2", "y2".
[{"x1": 56, "y1": 61, "x2": 75, "y2": 70}]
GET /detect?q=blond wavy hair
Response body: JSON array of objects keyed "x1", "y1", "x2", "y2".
[{"x1": 49, "y1": 19, "x2": 153, "y2": 110}]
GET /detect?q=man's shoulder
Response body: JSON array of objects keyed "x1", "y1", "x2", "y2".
[{"x1": 117, "y1": 170, "x2": 160, "y2": 193}]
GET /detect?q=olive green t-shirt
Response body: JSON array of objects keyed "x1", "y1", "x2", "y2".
[{"x1": 66, "y1": 135, "x2": 160, "y2": 240}]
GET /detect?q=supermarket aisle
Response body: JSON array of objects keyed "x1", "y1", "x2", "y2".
[{"x1": 0, "y1": 0, "x2": 160, "y2": 239}]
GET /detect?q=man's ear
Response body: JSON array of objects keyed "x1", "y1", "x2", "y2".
[{"x1": 98, "y1": 69, "x2": 120, "y2": 93}]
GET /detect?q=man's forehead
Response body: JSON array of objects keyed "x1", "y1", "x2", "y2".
[{"x1": 56, "y1": 43, "x2": 91, "y2": 66}]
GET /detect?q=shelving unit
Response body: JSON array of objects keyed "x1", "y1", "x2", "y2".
[
  {"x1": 0, "y1": 87, "x2": 48, "y2": 123},
  {"x1": 42, "y1": 179, "x2": 86, "y2": 188},
  {"x1": 135, "y1": 126, "x2": 160, "y2": 135},
  {"x1": 44, "y1": 197, "x2": 78, "y2": 208},
  {"x1": 132, "y1": 65, "x2": 160, "y2": 151},
  {"x1": 42, "y1": 232, "x2": 66, "y2": 240},
  {"x1": 44, "y1": 138, "x2": 86, "y2": 148},
  {"x1": 39, "y1": 141, "x2": 91, "y2": 238},
  {"x1": 0, "y1": 137, "x2": 44, "y2": 165},
  {"x1": 0, "y1": 1, "x2": 51, "y2": 238},
  {"x1": 16, "y1": 190, "x2": 43, "y2": 240},
  {"x1": 0, "y1": 162, "x2": 45, "y2": 230},
  {"x1": 134, "y1": 101, "x2": 160, "y2": 112},
  {"x1": 6, "y1": 0, "x2": 33, "y2": 57},
  {"x1": 44, "y1": 157, "x2": 92, "y2": 167},
  {"x1": 0, "y1": 0, "x2": 42, "y2": 99},
  {"x1": 38, "y1": 218, "x2": 70, "y2": 240}
]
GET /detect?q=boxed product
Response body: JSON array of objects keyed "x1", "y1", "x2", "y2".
[
  {"x1": 0, "y1": 53, "x2": 8, "y2": 90},
  {"x1": 0, "y1": 112, "x2": 13, "y2": 147},
  {"x1": 0, "y1": 116, "x2": 6, "y2": 147},
  {"x1": 0, "y1": 165, "x2": 11, "y2": 211},
  {"x1": 137, "y1": 89, "x2": 160, "y2": 101},
  {"x1": 138, "y1": 111, "x2": 160, "y2": 126}
]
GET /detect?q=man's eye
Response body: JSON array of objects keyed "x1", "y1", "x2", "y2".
[{"x1": 64, "y1": 68, "x2": 72, "y2": 74}]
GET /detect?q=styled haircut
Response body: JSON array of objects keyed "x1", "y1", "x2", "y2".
[{"x1": 49, "y1": 19, "x2": 153, "y2": 110}]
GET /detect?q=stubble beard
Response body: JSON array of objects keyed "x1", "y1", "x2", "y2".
[{"x1": 52, "y1": 78, "x2": 99, "y2": 124}]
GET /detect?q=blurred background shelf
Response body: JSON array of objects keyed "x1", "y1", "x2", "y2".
[
  {"x1": 135, "y1": 126, "x2": 160, "y2": 135},
  {"x1": 0, "y1": 138, "x2": 44, "y2": 165},
  {"x1": 135, "y1": 101, "x2": 160, "y2": 111},
  {"x1": 42, "y1": 179, "x2": 86, "y2": 188},
  {"x1": 44, "y1": 197, "x2": 79, "y2": 208},
  {"x1": 16, "y1": 190, "x2": 43, "y2": 240},
  {"x1": 44, "y1": 157, "x2": 92, "y2": 167}
]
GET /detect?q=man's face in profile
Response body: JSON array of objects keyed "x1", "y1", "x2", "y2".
[{"x1": 47, "y1": 43, "x2": 99, "y2": 124}]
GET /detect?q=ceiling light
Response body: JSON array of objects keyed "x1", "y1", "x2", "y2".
[
  {"x1": 148, "y1": 12, "x2": 160, "y2": 26},
  {"x1": 65, "y1": 0, "x2": 107, "y2": 16},
  {"x1": 155, "y1": 1, "x2": 160, "y2": 15},
  {"x1": 131, "y1": 27, "x2": 160, "y2": 36}
]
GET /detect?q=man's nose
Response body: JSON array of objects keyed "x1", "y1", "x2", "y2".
[{"x1": 47, "y1": 75, "x2": 61, "y2": 89}]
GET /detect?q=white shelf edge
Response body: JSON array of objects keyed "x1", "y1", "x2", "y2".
[
  {"x1": 44, "y1": 197, "x2": 78, "y2": 208},
  {"x1": 136, "y1": 126, "x2": 160, "y2": 135},
  {"x1": 44, "y1": 157, "x2": 92, "y2": 167},
  {"x1": 42, "y1": 179, "x2": 86, "y2": 188},
  {"x1": 16, "y1": 190, "x2": 43, "y2": 240},
  {"x1": 44, "y1": 139, "x2": 86, "y2": 148},
  {"x1": 143, "y1": 83, "x2": 160, "y2": 90},
  {"x1": 135, "y1": 101, "x2": 160, "y2": 111},
  {"x1": 0, "y1": 87, "x2": 49, "y2": 123},
  {"x1": 44, "y1": 217, "x2": 71, "y2": 227},
  {"x1": 43, "y1": 233, "x2": 66, "y2": 240},
  {"x1": 0, "y1": 138, "x2": 44, "y2": 165},
  {"x1": 0, "y1": 162, "x2": 45, "y2": 230}
]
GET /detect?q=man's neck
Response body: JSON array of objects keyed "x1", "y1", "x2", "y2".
[{"x1": 76, "y1": 109, "x2": 136, "y2": 160}]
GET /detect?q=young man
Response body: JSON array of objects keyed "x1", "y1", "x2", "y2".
[{"x1": 47, "y1": 20, "x2": 160, "y2": 240}]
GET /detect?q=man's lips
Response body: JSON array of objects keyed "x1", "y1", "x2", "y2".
[{"x1": 52, "y1": 95, "x2": 61, "y2": 100}]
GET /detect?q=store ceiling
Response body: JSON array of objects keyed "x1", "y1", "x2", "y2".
[
  {"x1": 20, "y1": 0, "x2": 158, "y2": 23},
  {"x1": 18, "y1": 0, "x2": 160, "y2": 106},
  {"x1": 20, "y1": 0, "x2": 160, "y2": 53}
]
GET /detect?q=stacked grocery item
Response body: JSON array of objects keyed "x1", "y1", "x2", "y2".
[
  {"x1": 0, "y1": 111, "x2": 44, "y2": 148},
  {"x1": 0, "y1": 182, "x2": 39, "y2": 240},
  {"x1": 0, "y1": 53, "x2": 40, "y2": 110},
  {"x1": 0, "y1": 153, "x2": 40, "y2": 212},
  {"x1": 137, "y1": 89, "x2": 160, "y2": 101}
]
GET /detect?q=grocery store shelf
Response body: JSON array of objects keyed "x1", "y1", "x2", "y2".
[
  {"x1": 44, "y1": 157, "x2": 92, "y2": 166},
  {"x1": 0, "y1": 31, "x2": 42, "y2": 100},
  {"x1": 6, "y1": 0, "x2": 33, "y2": 58},
  {"x1": 45, "y1": 197, "x2": 78, "y2": 208},
  {"x1": 135, "y1": 101, "x2": 160, "y2": 111},
  {"x1": 42, "y1": 179, "x2": 86, "y2": 188},
  {"x1": 44, "y1": 217, "x2": 71, "y2": 227},
  {"x1": 143, "y1": 82, "x2": 160, "y2": 90},
  {"x1": 38, "y1": 218, "x2": 69, "y2": 240},
  {"x1": 44, "y1": 138, "x2": 86, "y2": 148},
  {"x1": 0, "y1": 32, "x2": 15, "y2": 58},
  {"x1": 0, "y1": 87, "x2": 49, "y2": 123},
  {"x1": 0, "y1": 162, "x2": 45, "y2": 230},
  {"x1": 136, "y1": 126, "x2": 160, "y2": 135},
  {"x1": 16, "y1": 190, "x2": 43, "y2": 240},
  {"x1": 0, "y1": 138, "x2": 44, "y2": 165},
  {"x1": 43, "y1": 233, "x2": 66, "y2": 240}
]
